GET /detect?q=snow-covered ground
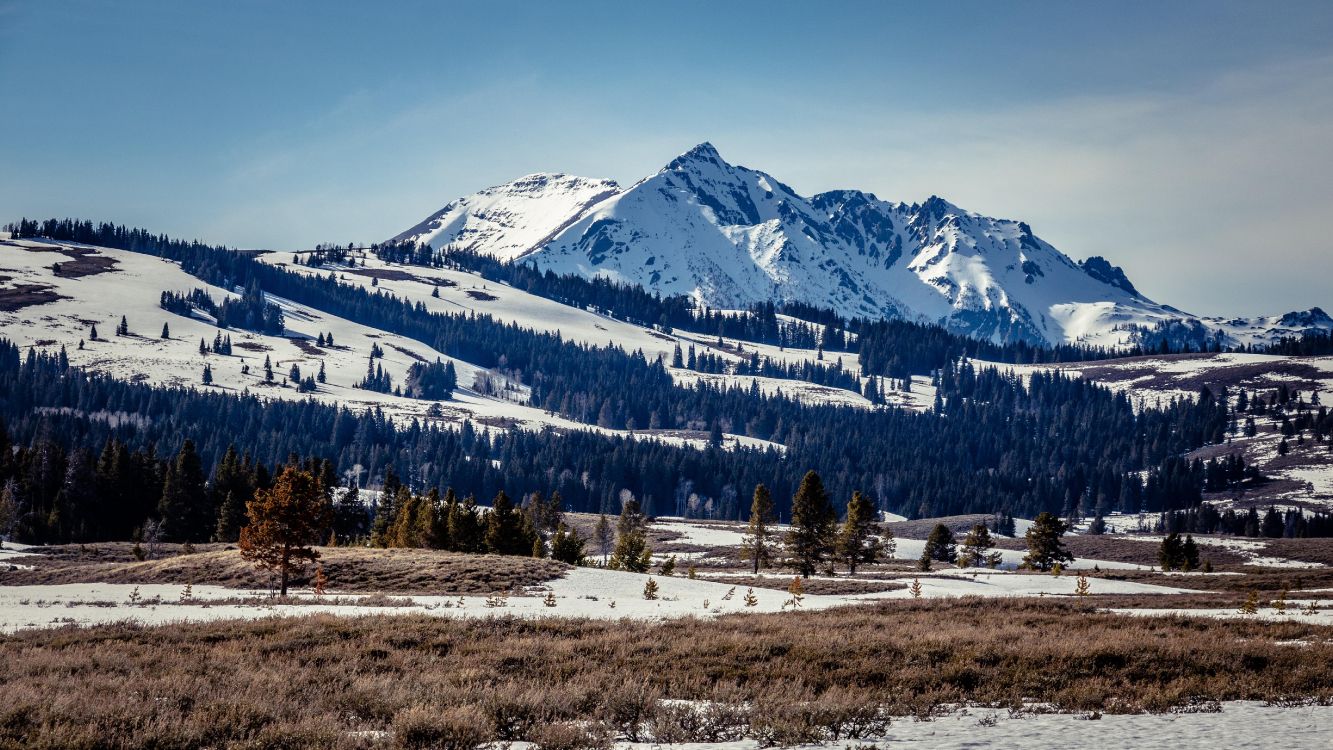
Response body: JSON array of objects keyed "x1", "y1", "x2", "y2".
[
  {"x1": 1109, "y1": 604, "x2": 1333, "y2": 625},
  {"x1": 0, "y1": 239, "x2": 782, "y2": 453},
  {"x1": 617, "y1": 701, "x2": 1333, "y2": 750},
  {"x1": 1120, "y1": 535, "x2": 1325, "y2": 569},
  {"x1": 0, "y1": 561, "x2": 1197, "y2": 633}
]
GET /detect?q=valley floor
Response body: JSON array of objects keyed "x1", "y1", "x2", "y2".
[{"x1": 2, "y1": 517, "x2": 1332, "y2": 748}]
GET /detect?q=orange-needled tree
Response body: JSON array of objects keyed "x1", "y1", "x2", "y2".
[{"x1": 239, "y1": 465, "x2": 332, "y2": 596}]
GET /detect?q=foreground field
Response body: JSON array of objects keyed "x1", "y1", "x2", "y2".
[
  {"x1": 1, "y1": 600, "x2": 1330, "y2": 748},
  {"x1": 1, "y1": 518, "x2": 1330, "y2": 747}
]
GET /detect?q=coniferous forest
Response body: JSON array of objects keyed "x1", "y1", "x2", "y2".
[{"x1": 3, "y1": 218, "x2": 1332, "y2": 545}]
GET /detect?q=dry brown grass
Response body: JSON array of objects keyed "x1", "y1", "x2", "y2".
[
  {"x1": 0, "y1": 283, "x2": 64, "y2": 311},
  {"x1": 1264, "y1": 538, "x2": 1333, "y2": 567},
  {"x1": 0, "y1": 545, "x2": 568, "y2": 595},
  {"x1": 0, "y1": 599, "x2": 1329, "y2": 748}
]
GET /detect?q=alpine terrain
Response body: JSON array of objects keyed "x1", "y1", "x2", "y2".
[{"x1": 396, "y1": 143, "x2": 1333, "y2": 348}]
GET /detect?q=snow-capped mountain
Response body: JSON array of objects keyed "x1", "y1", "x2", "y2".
[
  {"x1": 396, "y1": 173, "x2": 619, "y2": 263},
  {"x1": 395, "y1": 143, "x2": 1330, "y2": 347}
]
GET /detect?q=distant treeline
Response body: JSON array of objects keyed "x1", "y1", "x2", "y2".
[{"x1": 4, "y1": 218, "x2": 1325, "y2": 537}]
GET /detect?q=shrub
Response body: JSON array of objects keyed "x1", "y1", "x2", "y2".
[
  {"x1": 529, "y1": 721, "x2": 612, "y2": 750},
  {"x1": 392, "y1": 705, "x2": 493, "y2": 750}
]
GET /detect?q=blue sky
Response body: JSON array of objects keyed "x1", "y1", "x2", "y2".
[{"x1": 2, "y1": 1, "x2": 1331, "y2": 316}]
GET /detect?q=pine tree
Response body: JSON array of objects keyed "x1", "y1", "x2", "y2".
[
  {"x1": 835, "y1": 490, "x2": 882, "y2": 574},
  {"x1": 157, "y1": 440, "x2": 209, "y2": 542},
  {"x1": 740, "y1": 483, "x2": 777, "y2": 574},
  {"x1": 642, "y1": 577, "x2": 659, "y2": 600},
  {"x1": 784, "y1": 576, "x2": 804, "y2": 609},
  {"x1": 447, "y1": 493, "x2": 484, "y2": 553},
  {"x1": 1238, "y1": 589, "x2": 1259, "y2": 615},
  {"x1": 484, "y1": 490, "x2": 530, "y2": 556},
  {"x1": 388, "y1": 486, "x2": 419, "y2": 547},
  {"x1": 1273, "y1": 587, "x2": 1289, "y2": 614},
  {"x1": 332, "y1": 481, "x2": 367, "y2": 544},
  {"x1": 214, "y1": 491, "x2": 246, "y2": 542},
  {"x1": 609, "y1": 498, "x2": 652, "y2": 572},
  {"x1": 160, "y1": 322, "x2": 170, "y2": 339},
  {"x1": 201, "y1": 363, "x2": 213, "y2": 385},
  {"x1": 1087, "y1": 513, "x2": 1107, "y2": 535},
  {"x1": 923, "y1": 523, "x2": 957, "y2": 564},
  {"x1": 238, "y1": 465, "x2": 332, "y2": 596},
  {"x1": 909, "y1": 578, "x2": 923, "y2": 598},
  {"x1": 1022, "y1": 512, "x2": 1074, "y2": 571},
  {"x1": 1182, "y1": 534, "x2": 1200, "y2": 571},
  {"x1": 958, "y1": 523, "x2": 996, "y2": 568},
  {"x1": 550, "y1": 523, "x2": 587, "y2": 565},
  {"x1": 594, "y1": 513, "x2": 614, "y2": 565},
  {"x1": 1074, "y1": 573, "x2": 1091, "y2": 596},
  {"x1": 1158, "y1": 532, "x2": 1185, "y2": 571},
  {"x1": 785, "y1": 470, "x2": 835, "y2": 577},
  {"x1": 743, "y1": 587, "x2": 758, "y2": 606}
]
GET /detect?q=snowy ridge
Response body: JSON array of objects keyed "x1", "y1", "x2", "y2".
[
  {"x1": 396, "y1": 143, "x2": 1331, "y2": 348},
  {"x1": 393, "y1": 173, "x2": 620, "y2": 262},
  {"x1": 0, "y1": 238, "x2": 890, "y2": 452}
]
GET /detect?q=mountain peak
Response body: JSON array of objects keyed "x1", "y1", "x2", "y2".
[{"x1": 665, "y1": 142, "x2": 726, "y2": 171}]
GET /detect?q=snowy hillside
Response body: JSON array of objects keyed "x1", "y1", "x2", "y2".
[
  {"x1": 396, "y1": 143, "x2": 1331, "y2": 348},
  {"x1": 393, "y1": 173, "x2": 620, "y2": 262},
  {"x1": 987, "y1": 352, "x2": 1333, "y2": 513},
  {"x1": 0, "y1": 237, "x2": 898, "y2": 450}
]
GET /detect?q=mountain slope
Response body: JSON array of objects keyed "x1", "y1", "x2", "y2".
[
  {"x1": 393, "y1": 173, "x2": 619, "y2": 262},
  {"x1": 396, "y1": 143, "x2": 1330, "y2": 348}
]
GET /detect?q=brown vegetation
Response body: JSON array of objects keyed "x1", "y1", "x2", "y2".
[
  {"x1": 0, "y1": 545, "x2": 568, "y2": 595},
  {"x1": 0, "y1": 283, "x2": 64, "y2": 311},
  {"x1": 0, "y1": 599, "x2": 1329, "y2": 748}
]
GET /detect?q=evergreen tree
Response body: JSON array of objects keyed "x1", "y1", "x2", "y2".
[
  {"x1": 160, "y1": 322, "x2": 170, "y2": 339},
  {"x1": 1261, "y1": 507, "x2": 1285, "y2": 538},
  {"x1": 958, "y1": 523, "x2": 999, "y2": 568},
  {"x1": 157, "y1": 440, "x2": 209, "y2": 542},
  {"x1": 835, "y1": 490, "x2": 882, "y2": 574},
  {"x1": 785, "y1": 470, "x2": 835, "y2": 577},
  {"x1": 368, "y1": 484, "x2": 398, "y2": 548},
  {"x1": 484, "y1": 490, "x2": 530, "y2": 555},
  {"x1": 448, "y1": 493, "x2": 485, "y2": 553},
  {"x1": 238, "y1": 465, "x2": 332, "y2": 596},
  {"x1": 609, "y1": 498, "x2": 652, "y2": 572},
  {"x1": 1158, "y1": 532, "x2": 1185, "y2": 571},
  {"x1": 388, "y1": 486, "x2": 419, "y2": 547},
  {"x1": 594, "y1": 513, "x2": 614, "y2": 565},
  {"x1": 1087, "y1": 513, "x2": 1107, "y2": 535},
  {"x1": 740, "y1": 483, "x2": 777, "y2": 574},
  {"x1": 215, "y1": 491, "x2": 246, "y2": 543},
  {"x1": 332, "y1": 481, "x2": 367, "y2": 543},
  {"x1": 1182, "y1": 534, "x2": 1200, "y2": 571},
  {"x1": 922, "y1": 523, "x2": 957, "y2": 564},
  {"x1": 550, "y1": 523, "x2": 587, "y2": 565},
  {"x1": 1022, "y1": 512, "x2": 1074, "y2": 571}
]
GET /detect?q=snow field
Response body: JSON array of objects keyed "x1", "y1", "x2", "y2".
[{"x1": 0, "y1": 240, "x2": 781, "y2": 452}]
